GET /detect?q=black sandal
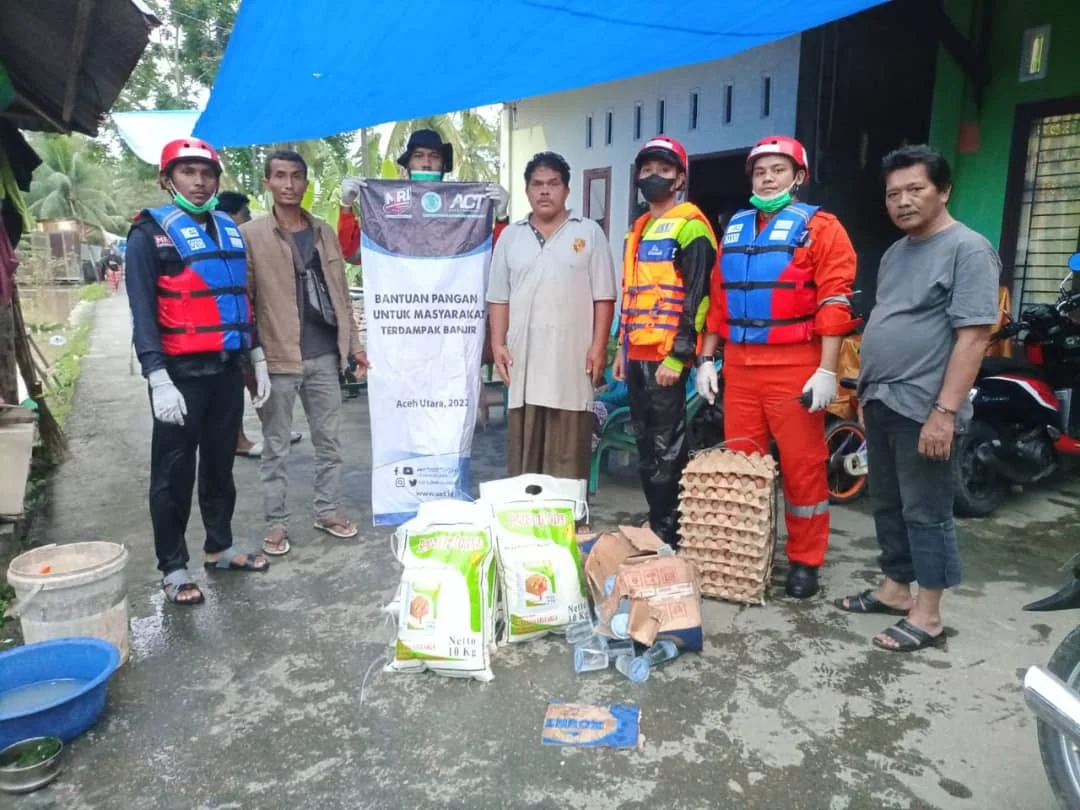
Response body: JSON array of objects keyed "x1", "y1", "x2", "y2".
[
  {"x1": 162, "y1": 572, "x2": 205, "y2": 606},
  {"x1": 873, "y1": 618, "x2": 946, "y2": 652},
  {"x1": 834, "y1": 589, "x2": 908, "y2": 616}
]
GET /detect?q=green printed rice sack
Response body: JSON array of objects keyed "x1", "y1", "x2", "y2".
[
  {"x1": 479, "y1": 475, "x2": 589, "y2": 643},
  {"x1": 387, "y1": 501, "x2": 497, "y2": 681}
]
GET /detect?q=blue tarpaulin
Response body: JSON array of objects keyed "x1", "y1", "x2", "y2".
[{"x1": 194, "y1": 0, "x2": 888, "y2": 147}]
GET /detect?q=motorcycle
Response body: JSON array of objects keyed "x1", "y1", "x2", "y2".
[
  {"x1": 953, "y1": 252, "x2": 1080, "y2": 518},
  {"x1": 1023, "y1": 567, "x2": 1080, "y2": 809}
]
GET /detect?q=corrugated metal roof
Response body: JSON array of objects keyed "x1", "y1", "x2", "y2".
[{"x1": 0, "y1": 0, "x2": 159, "y2": 136}]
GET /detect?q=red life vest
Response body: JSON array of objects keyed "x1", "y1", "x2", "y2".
[
  {"x1": 715, "y1": 203, "x2": 819, "y2": 345},
  {"x1": 145, "y1": 205, "x2": 252, "y2": 356}
]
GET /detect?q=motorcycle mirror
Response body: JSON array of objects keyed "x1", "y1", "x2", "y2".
[{"x1": 1069, "y1": 252, "x2": 1080, "y2": 272}]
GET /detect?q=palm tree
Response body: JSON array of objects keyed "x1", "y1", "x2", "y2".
[{"x1": 26, "y1": 136, "x2": 123, "y2": 235}]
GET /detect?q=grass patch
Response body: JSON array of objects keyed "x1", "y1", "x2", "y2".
[
  {"x1": 79, "y1": 282, "x2": 108, "y2": 303},
  {"x1": 44, "y1": 319, "x2": 93, "y2": 429}
]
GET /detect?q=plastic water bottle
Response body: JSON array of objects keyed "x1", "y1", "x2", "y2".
[
  {"x1": 604, "y1": 574, "x2": 617, "y2": 596},
  {"x1": 609, "y1": 597, "x2": 631, "y2": 639},
  {"x1": 574, "y1": 646, "x2": 609, "y2": 673},
  {"x1": 606, "y1": 638, "x2": 634, "y2": 659},
  {"x1": 614, "y1": 640, "x2": 679, "y2": 683},
  {"x1": 564, "y1": 621, "x2": 595, "y2": 646}
]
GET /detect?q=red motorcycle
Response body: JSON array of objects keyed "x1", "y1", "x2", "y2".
[{"x1": 953, "y1": 252, "x2": 1080, "y2": 517}]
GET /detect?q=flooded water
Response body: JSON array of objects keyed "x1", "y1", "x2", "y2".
[
  {"x1": 18, "y1": 286, "x2": 82, "y2": 329},
  {"x1": 0, "y1": 678, "x2": 87, "y2": 716}
]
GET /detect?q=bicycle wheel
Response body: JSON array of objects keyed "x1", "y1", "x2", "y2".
[{"x1": 826, "y1": 419, "x2": 867, "y2": 504}]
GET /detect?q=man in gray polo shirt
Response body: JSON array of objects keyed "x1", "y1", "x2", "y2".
[
  {"x1": 487, "y1": 151, "x2": 617, "y2": 480},
  {"x1": 836, "y1": 145, "x2": 1000, "y2": 652}
]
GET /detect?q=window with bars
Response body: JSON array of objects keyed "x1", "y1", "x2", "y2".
[{"x1": 1012, "y1": 112, "x2": 1080, "y2": 312}]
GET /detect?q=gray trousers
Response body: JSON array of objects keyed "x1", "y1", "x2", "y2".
[
  {"x1": 864, "y1": 400, "x2": 963, "y2": 590},
  {"x1": 260, "y1": 353, "x2": 343, "y2": 528}
]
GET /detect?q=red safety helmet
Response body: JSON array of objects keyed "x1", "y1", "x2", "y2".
[
  {"x1": 635, "y1": 136, "x2": 688, "y2": 174},
  {"x1": 159, "y1": 138, "x2": 222, "y2": 176},
  {"x1": 746, "y1": 135, "x2": 810, "y2": 184}
]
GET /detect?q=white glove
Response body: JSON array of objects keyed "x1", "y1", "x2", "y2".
[
  {"x1": 340, "y1": 176, "x2": 367, "y2": 207},
  {"x1": 802, "y1": 368, "x2": 838, "y2": 413},
  {"x1": 250, "y1": 347, "x2": 271, "y2": 409},
  {"x1": 486, "y1": 183, "x2": 510, "y2": 219},
  {"x1": 694, "y1": 362, "x2": 719, "y2": 405},
  {"x1": 147, "y1": 369, "x2": 187, "y2": 425}
]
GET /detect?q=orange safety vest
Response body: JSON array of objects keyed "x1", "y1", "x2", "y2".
[{"x1": 621, "y1": 202, "x2": 712, "y2": 357}]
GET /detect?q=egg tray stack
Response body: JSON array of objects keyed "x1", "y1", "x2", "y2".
[{"x1": 677, "y1": 448, "x2": 778, "y2": 605}]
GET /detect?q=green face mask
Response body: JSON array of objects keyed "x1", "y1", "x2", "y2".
[
  {"x1": 172, "y1": 190, "x2": 219, "y2": 215},
  {"x1": 410, "y1": 171, "x2": 442, "y2": 182},
  {"x1": 749, "y1": 188, "x2": 792, "y2": 214}
]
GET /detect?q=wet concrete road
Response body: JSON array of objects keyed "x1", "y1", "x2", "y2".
[{"x1": 13, "y1": 294, "x2": 1080, "y2": 810}]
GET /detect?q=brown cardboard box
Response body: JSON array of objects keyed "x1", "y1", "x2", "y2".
[{"x1": 584, "y1": 526, "x2": 703, "y2": 651}]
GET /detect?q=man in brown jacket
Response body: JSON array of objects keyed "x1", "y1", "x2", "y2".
[{"x1": 243, "y1": 149, "x2": 368, "y2": 557}]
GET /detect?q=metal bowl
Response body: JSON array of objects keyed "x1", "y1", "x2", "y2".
[{"x1": 0, "y1": 736, "x2": 63, "y2": 794}]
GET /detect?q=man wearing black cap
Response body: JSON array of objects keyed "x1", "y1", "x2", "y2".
[{"x1": 337, "y1": 127, "x2": 511, "y2": 367}]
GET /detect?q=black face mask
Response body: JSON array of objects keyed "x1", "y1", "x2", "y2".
[{"x1": 636, "y1": 174, "x2": 676, "y2": 203}]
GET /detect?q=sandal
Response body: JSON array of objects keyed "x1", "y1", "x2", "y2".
[
  {"x1": 235, "y1": 441, "x2": 262, "y2": 458},
  {"x1": 162, "y1": 569, "x2": 205, "y2": 606},
  {"x1": 262, "y1": 526, "x2": 291, "y2": 557},
  {"x1": 834, "y1": 590, "x2": 909, "y2": 616},
  {"x1": 203, "y1": 545, "x2": 270, "y2": 572},
  {"x1": 872, "y1": 618, "x2": 946, "y2": 653},
  {"x1": 313, "y1": 515, "x2": 359, "y2": 539}
]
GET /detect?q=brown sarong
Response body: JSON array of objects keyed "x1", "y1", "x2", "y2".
[{"x1": 507, "y1": 405, "x2": 592, "y2": 481}]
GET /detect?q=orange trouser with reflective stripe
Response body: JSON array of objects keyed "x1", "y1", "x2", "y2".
[{"x1": 722, "y1": 362, "x2": 830, "y2": 566}]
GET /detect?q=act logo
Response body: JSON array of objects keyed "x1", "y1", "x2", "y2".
[
  {"x1": 382, "y1": 187, "x2": 412, "y2": 215},
  {"x1": 448, "y1": 192, "x2": 487, "y2": 214},
  {"x1": 421, "y1": 191, "x2": 443, "y2": 213}
]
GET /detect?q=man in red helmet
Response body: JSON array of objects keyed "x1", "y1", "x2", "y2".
[
  {"x1": 126, "y1": 138, "x2": 272, "y2": 606},
  {"x1": 696, "y1": 135, "x2": 860, "y2": 599},
  {"x1": 613, "y1": 136, "x2": 718, "y2": 548}
]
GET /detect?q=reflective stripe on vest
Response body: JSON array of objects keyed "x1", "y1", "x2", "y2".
[
  {"x1": 147, "y1": 205, "x2": 252, "y2": 356},
  {"x1": 621, "y1": 202, "x2": 713, "y2": 355},
  {"x1": 717, "y1": 202, "x2": 820, "y2": 345}
]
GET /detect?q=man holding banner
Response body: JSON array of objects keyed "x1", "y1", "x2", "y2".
[
  {"x1": 487, "y1": 152, "x2": 617, "y2": 480},
  {"x1": 358, "y1": 177, "x2": 498, "y2": 525}
]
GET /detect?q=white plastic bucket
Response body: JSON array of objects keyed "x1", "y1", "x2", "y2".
[{"x1": 6, "y1": 542, "x2": 131, "y2": 664}]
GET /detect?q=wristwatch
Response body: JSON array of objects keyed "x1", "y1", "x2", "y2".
[{"x1": 695, "y1": 354, "x2": 715, "y2": 367}]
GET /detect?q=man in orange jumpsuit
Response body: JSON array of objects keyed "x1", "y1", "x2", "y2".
[{"x1": 695, "y1": 135, "x2": 859, "y2": 598}]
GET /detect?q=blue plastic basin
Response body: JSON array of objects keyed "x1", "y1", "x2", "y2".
[{"x1": 0, "y1": 638, "x2": 120, "y2": 750}]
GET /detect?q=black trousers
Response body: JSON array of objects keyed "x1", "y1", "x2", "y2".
[
  {"x1": 626, "y1": 359, "x2": 691, "y2": 547},
  {"x1": 149, "y1": 368, "x2": 244, "y2": 574}
]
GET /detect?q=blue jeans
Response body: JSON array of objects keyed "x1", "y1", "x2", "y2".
[{"x1": 864, "y1": 401, "x2": 962, "y2": 590}]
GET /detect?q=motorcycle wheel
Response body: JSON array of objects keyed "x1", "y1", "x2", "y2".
[
  {"x1": 1038, "y1": 626, "x2": 1080, "y2": 809},
  {"x1": 826, "y1": 419, "x2": 867, "y2": 504},
  {"x1": 952, "y1": 421, "x2": 1008, "y2": 518}
]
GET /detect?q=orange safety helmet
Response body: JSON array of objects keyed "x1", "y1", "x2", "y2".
[
  {"x1": 635, "y1": 135, "x2": 689, "y2": 174},
  {"x1": 159, "y1": 138, "x2": 223, "y2": 176},
  {"x1": 746, "y1": 135, "x2": 810, "y2": 184}
]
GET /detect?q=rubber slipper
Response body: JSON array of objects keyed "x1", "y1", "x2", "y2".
[
  {"x1": 290, "y1": 432, "x2": 303, "y2": 444},
  {"x1": 162, "y1": 570, "x2": 205, "y2": 606},
  {"x1": 204, "y1": 546, "x2": 270, "y2": 572},
  {"x1": 262, "y1": 528, "x2": 291, "y2": 557},
  {"x1": 313, "y1": 517, "x2": 358, "y2": 538},
  {"x1": 834, "y1": 589, "x2": 909, "y2": 616},
  {"x1": 872, "y1": 618, "x2": 946, "y2": 652}
]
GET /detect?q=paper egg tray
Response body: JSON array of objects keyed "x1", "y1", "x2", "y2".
[{"x1": 677, "y1": 448, "x2": 779, "y2": 605}]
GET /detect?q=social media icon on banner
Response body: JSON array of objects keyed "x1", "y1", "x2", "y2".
[{"x1": 395, "y1": 478, "x2": 406, "y2": 488}]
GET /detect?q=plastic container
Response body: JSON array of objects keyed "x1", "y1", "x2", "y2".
[
  {"x1": 0, "y1": 638, "x2": 120, "y2": 750},
  {"x1": 0, "y1": 408, "x2": 35, "y2": 517},
  {"x1": 609, "y1": 597, "x2": 631, "y2": 639},
  {"x1": 564, "y1": 622, "x2": 595, "y2": 646},
  {"x1": 614, "y1": 640, "x2": 679, "y2": 683},
  {"x1": 573, "y1": 646, "x2": 608, "y2": 673},
  {"x1": 6, "y1": 543, "x2": 130, "y2": 664}
]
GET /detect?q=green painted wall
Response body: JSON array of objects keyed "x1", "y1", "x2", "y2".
[{"x1": 928, "y1": 0, "x2": 1080, "y2": 248}]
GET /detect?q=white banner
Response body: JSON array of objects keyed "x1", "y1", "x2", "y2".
[{"x1": 360, "y1": 181, "x2": 493, "y2": 525}]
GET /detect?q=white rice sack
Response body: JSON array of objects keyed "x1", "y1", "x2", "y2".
[
  {"x1": 479, "y1": 475, "x2": 590, "y2": 643},
  {"x1": 387, "y1": 500, "x2": 497, "y2": 682}
]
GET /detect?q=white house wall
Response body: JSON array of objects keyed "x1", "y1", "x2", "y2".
[{"x1": 503, "y1": 35, "x2": 801, "y2": 272}]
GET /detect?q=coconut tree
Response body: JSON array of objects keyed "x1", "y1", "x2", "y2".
[{"x1": 26, "y1": 135, "x2": 124, "y2": 235}]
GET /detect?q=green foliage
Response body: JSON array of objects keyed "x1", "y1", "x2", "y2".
[
  {"x1": 386, "y1": 113, "x2": 499, "y2": 182},
  {"x1": 45, "y1": 319, "x2": 93, "y2": 429},
  {"x1": 25, "y1": 135, "x2": 125, "y2": 234},
  {"x1": 79, "y1": 283, "x2": 109, "y2": 303}
]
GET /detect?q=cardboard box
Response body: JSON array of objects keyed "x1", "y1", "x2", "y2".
[{"x1": 584, "y1": 526, "x2": 703, "y2": 651}]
